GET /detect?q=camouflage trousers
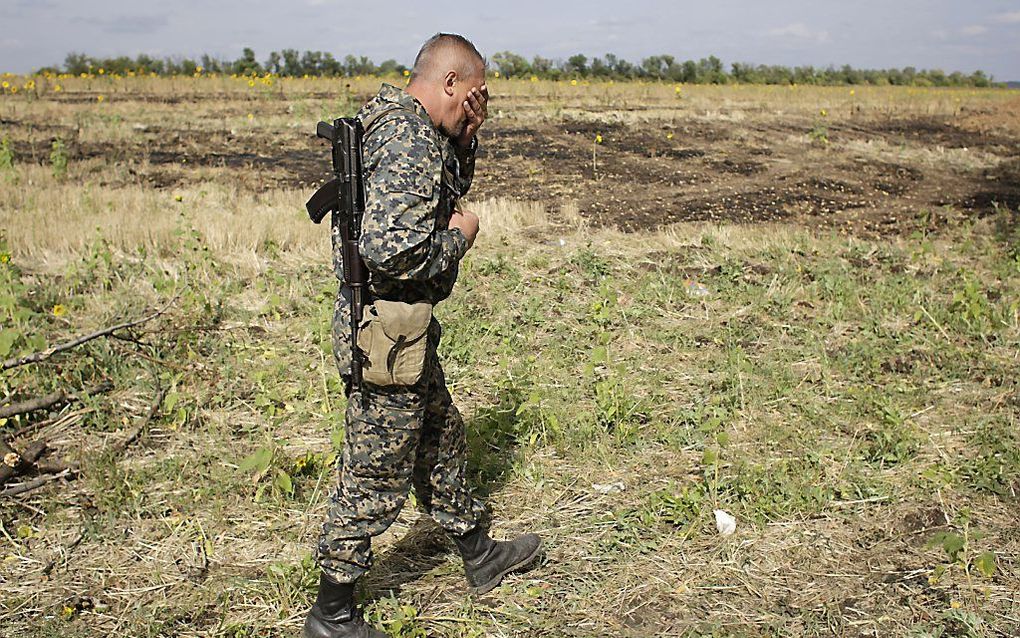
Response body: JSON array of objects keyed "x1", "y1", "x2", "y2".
[{"x1": 315, "y1": 286, "x2": 486, "y2": 584}]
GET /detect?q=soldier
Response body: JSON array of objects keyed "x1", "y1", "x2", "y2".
[{"x1": 304, "y1": 34, "x2": 543, "y2": 638}]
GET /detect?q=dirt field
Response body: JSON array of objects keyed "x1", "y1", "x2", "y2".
[
  {"x1": 3, "y1": 80, "x2": 1019, "y2": 237},
  {"x1": 1, "y1": 77, "x2": 1019, "y2": 638}
]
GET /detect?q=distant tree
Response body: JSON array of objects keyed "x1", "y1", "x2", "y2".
[
  {"x1": 299, "y1": 51, "x2": 322, "y2": 75},
  {"x1": 176, "y1": 58, "x2": 198, "y2": 75},
  {"x1": 321, "y1": 52, "x2": 343, "y2": 76},
  {"x1": 343, "y1": 55, "x2": 357, "y2": 75},
  {"x1": 64, "y1": 53, "x2": 90, "y2": 75},
  {"x1": 344, "y1": 55, "x2": 375, "y2": 76},
  {"x1": 377, "y1": 59, "x2": 404, "y2": 76},
  {"x1": 640, "y1": 55, "x2": 673, "y2": 79},
  {"x1": 602, "y1": 53, "x2": 629, "y2": 78},
  {"x1": 41, "y1": 48, "x2": 1002, "y2": 88},
  {"x1": 491, "y1": 51, "x2": 531, "y2": 78},
  {"x1": 665, "y1": 59, "x2": 686, "y2": 82},
  {"x1": 793, "y1": 65, "x2": 817, "y2": 85},
  {"x1": 840, "y1": 64, "x2": 863, "y2": 84},
  {"x1": 564, "y1": 54, "x2": 588, "y2": 76},
  {"x1": 266, "y1": 51, "x2": 282, "y2": 75},
  {"x1": 696, "y1": 56, "x2": 726, "y2": 83},
  {"x1": 731, "y1": 62, "x2": 754, "y2": 83},
  {"x1": 680, "y1": 60, "x2": 698, "y2": 83},
  {"x1": 590, "y1": 56, "x2": 612, "y2": 78},
  {"x1": 233, "y1": 47, "x2": 262, "y2": 75},
  {"x1": 611, "y1": 56, "x2": 635, "y2": 78},
  {"x1": 280, "y1": 49, "x2": 301, "y2": 76},
  {"x1": 531, "y1": 55, "x2": 555, "y2": 78},
  {"x1": 200, "y1": 54, "x2": 223, "y2": 73},
  {"x1": 135, "y1": 54, "x2": 160, "y2": 74}
]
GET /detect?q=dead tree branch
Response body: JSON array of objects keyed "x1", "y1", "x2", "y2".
[
  {"x1": 112, "y1": 386, "x2": 167, "y2": 454},
  {"x1": 0, "y1": 469, "x2": 73, "y2": 497},
  {"x1": 34, "y1": 458, "x2": 79, "y2": 475},
  {"x1": 0, "y1": 440, "x2": 49, "y2": 486},
  {"x1": 0, "y1": 389, "x2": 66, "y2": 419},
  {"x1": 2, "y1": 295, "x2": 178, "y2": 371},
  {"x1": 0, "y1": 381, "x2": 113, "y2": 420}
]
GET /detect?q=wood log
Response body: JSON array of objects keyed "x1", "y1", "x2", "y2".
[
  {"x1": 0, "y1": 381, "x2": 112, "y2": 420},
  {"x1": 34, "y1": 458, "x2": 79, "y2": 476},
  {"x1": 0, "y1": 439, "x2": 48, "y2": 485},
  {"x1": 0, "y1": 469, "x2": 72, "y2": 497},
  {"x1": 113, "y1": 387, "x2": 167, "y2": 453},
  {"x1": 0, "y1": 389, "x2": 66, "y2": 420}
]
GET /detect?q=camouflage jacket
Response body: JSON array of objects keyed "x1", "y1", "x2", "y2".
[{"x1": 331, "y1": 83, "x2": 476, "y2": 305}]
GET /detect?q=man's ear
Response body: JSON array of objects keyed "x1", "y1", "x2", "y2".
[{"x1": 443, "y1": 70, "x2": 456, "y2": 97}]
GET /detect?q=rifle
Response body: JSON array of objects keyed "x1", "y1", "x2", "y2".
[{"x1": 306, "y1": 118, "x2": 369, "y2": 403}]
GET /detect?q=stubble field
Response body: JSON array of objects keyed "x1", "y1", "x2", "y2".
[{"x1": 1, "y1": 75, "x2": 1019, "y2": 637}]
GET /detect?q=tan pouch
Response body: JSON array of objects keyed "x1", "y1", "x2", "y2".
[{"x1": 357, "y1": 300, "x2": 433, "y2": 387}]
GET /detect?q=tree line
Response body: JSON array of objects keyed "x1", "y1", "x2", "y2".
[
  {"x1": 42, "y1": 49, "x2": 1001, "y2": 87},
  {"x1": 46, "y1": 49, "x2": 406, "y2": 78}
]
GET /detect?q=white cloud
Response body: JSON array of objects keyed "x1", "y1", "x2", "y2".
[
  {"x1": 961, "y1": 25, "x2": 989, "y2": 36},
  {"x1": 993, "y1": 10, "x2": 1020, "y2": 24},
  {"x1": 766, "y1": 22, "x2": 830, "y2": 44}
]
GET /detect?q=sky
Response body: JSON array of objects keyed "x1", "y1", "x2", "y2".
[{"x1": 2, "y1": 0, "x2": 1019, "y2": 80}]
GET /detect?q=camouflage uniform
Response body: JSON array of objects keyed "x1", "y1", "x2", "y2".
[{"x1": 316, "y1": 83, "x2": 486, "y2": 584}]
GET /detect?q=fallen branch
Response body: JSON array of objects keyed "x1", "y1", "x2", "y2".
[
  {"x1": 2, "y1": 295, "x2": 178, "y2": 370},
  {"x1": 0, "y1": 468, "x2": 72, "y2": 497},
  {"x1": 0, "y1": 381, "x2": 113, "y2": 420},
  {"x1": 34, "y1": 458, "x2": 80, "y2": 476},
  {"x1": 0, "y1": 439, "x2": 47, "y2": 486},
  {"x1": 112, "y1": 386, "x2": 167, "y2": 454},
  {"x1": 107, "y1": 338, "x2": 188, "y2": 371},
  {"x1": 0, "y1": 389, "x2": 66, "y2": 419}
]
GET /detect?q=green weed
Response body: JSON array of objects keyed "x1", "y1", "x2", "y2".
[
  {"x1": 49, "y1": 138, "x2": 68, "y2": 178},
  {"x1": 0, "y1": 136, "x2": 14, "y2": 170}
]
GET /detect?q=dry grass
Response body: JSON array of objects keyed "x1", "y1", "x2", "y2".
[{"x1": 1, "y1": 165, "x2": 324, "y2": 269}]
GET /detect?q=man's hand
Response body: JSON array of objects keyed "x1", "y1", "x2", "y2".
[
  {"x1": 448, "y1": 209, "x2": 479, "y2": 250},
  {"x1": 456, "y1": 84, "x2": 488, "y2": 150}
]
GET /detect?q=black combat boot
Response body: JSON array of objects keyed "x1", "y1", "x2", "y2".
[
  {"x1": 452, "y1": 526, "x2": 543, "y2": 595},
  {"x1": 303, "y1": 572, "x2": 387, "y2": 638}
]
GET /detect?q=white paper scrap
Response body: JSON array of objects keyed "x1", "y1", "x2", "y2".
[
  {"x1": 592, "y1": 481, "x2": 625, "y2": 495},
  {"x1": 714, "y1": 509, "x2": 736, "y2": 536}
]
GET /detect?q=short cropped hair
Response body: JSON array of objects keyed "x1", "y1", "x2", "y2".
[{"x1": 409, "y1": 33, "x2": 486, "y2": 82}]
